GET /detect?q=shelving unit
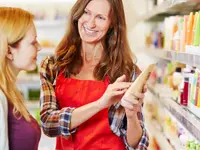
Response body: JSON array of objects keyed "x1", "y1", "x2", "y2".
[
  {"x1": 147, "y1": 84, "x2": 200, "y2": 142},
  {"x1": 138, "y1": 1, "x2": 200, "y2": 148},
  {"x1": 17, "y1": 74, "x2": 40, "y2": 83},
  {"x1": 148, "y1": 118, "x2": 186, "y2": 150},
  {"x1": 35, "y1": 19, "x2": 67, "y2": 53},
  {"x1": 145, "y1": 119, "x2": 174, "y2": 150},
  {"x1": 144, "y1": 48, "x2": 200, "y2": 68},
  {"x1": 38, "y1": 47, "x2": 55, "y2": 55},
  {"x1": 34, "y1": 19, "x2": 67, "y2": 28},
  {"x1": 137, "y1": 0, "x2": 200, "y2": 21},
  {"x1": 17, "y1": 75, "x2": 40, "y2": 100}
]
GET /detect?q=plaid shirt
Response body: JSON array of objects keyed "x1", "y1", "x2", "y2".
[{"x1": 40, "y1": 56, "x2": 149, "y2": 150}]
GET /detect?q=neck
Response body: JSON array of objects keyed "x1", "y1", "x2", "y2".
[
  {"x1": 81, "y1": 41, "x2": 103, "y2": 64},
  {"x1": 9, "y1": 62, "x2": 20, "y2": 80}
]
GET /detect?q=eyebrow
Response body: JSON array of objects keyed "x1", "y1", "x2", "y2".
[{"x1": 85, "y1": 8, "x2": 108, "y2": 17}]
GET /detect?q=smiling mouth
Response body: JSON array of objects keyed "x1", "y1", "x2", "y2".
[{"x1": 83, "y1": 25, "x2": 97, "y2": 35}]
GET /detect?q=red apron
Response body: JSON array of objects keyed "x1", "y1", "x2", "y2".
[{"x1": 55, "y1": 72, "x2": 126, "y2": 150}]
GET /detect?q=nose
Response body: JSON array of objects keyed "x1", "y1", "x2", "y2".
[
  {"x1": 87, "y1": 16, "x2": 96, "y2": 29},
  {"x1": 36, "y1": 42, "x2": 41, "y2": 51}
]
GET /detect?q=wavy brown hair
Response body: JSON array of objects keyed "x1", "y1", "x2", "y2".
[{"x1": 54, "y1": 0, "x2": 137, "y2": 83}]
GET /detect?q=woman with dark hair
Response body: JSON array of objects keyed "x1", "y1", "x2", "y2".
[{"x1": 40, "y1": 0, "x2": 149, "y2": 149}]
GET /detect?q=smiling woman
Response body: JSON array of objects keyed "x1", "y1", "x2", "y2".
[
  {"x1": 40, "y1": 0, "x2": 149, "y2": 150},
  {"x1": 78, "y1": 0, "x2": 111, "y2": 44}
]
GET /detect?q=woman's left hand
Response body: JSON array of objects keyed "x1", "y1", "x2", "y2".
[{"x1": 121, "y1": 85, "x2": 147, "y2": 119}]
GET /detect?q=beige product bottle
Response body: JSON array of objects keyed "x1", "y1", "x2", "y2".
[{"x1": 122, "y1": 64, "x2": 156, "y2": 100}]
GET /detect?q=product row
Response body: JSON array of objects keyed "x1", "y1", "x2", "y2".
[
  {"x1": 150, "y1": 62, "x2": 200, "y2": 117},
  {"x1": 146, "y1": 0, "x2": 178, "y2": 12},
  {"x1": 145, "y1": 82, "x2": 200, "y2": 150},
  {"x1": 145, "y1": 10, "x2": 200, "y2": 55}
]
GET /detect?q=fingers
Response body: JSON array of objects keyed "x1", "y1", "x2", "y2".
[
  {"x1": 110, "y1": 82, "x2": 132, "y2": 91},
  {"x1": 115, "y1": 75, "x2": 126, "y2": 83},
  {"x1": 128, "y1": 91, "x2": 144, "y2": 99},
  {"x1": 138, "y1": 98, "x2": 144, "y2": 104},
  {"x1": 122, "y1": 97, "x2": 139, "y2": 105},
  {"x1": 112, "y1": 89, "x2": 127, "y2": 96},
  {"x1": 121, "y1": 96, "x2": 144, "y2": 112},
  {"x1": 122, "y1": 97, "x2": 143, "y2": 105},
  {"x1": 121, "y1": 99, "x2": 141, "y2": 111},
  {"x1": 121, "y1": 99, "x2": 134, "y2": 110},
  {"x1": 143, "y1": 85, "x2": 147, "y2": 93}
]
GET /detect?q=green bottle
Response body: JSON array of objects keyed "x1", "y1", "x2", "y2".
[{"x1": 193, "y1": 11, "x2": 200, "y2": 46}]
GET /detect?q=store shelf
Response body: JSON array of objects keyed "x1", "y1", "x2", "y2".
[
  {"x1": 165, "y1": 106, "x2": 199, "y2": 142},
  {"x1": 145, "y1": 48, "x2": 200, "y2": 68},
  {"x1": 17, "y1": 74, "x2": 40, "y2": 83},
  {"x1": 38, "y1": 47, "x2": 55, "y2": 55},
  {"x1": 188, "y1": 103, "x2": 200, "y2": 120},
  {"x1": 148, "y1": 84, "x2": 200, "y2": 141},
  {"x1": 151, "y1": 118, "x2": 186, "y2": 150},
  {"x1": 145, "y1": 119, "x2": 174, "y2": 150},
  {"x1": 34, "y1": 19, "x2": 67, "y2": 28},
  {"x1": 138, "y1": 0, "x2": 200, "y2": 22}
]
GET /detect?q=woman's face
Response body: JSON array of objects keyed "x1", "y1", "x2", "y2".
[
  {"x1": 8, "y1": 23, "x2": 41, "y2": 72},
  {"x1": 78, "y1": 0, "x2": 111, "y2": 44}
]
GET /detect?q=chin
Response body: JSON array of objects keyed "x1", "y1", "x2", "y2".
[
  {"x1": 81, "y1": 34, "x2": 103, "y2": 43},
  {"x1": 82, "y1": 38, "x2": 101, "y2": 44},
  {"x1": 26, "y1": 64, "x2": 37, "y2": 72}
]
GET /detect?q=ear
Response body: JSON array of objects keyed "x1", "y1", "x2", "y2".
[{"x1": 6, "y1": 46, "x2": 14, "y2": 60}]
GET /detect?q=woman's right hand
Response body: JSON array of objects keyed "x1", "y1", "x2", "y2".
[{"x1": 97, "y1": 75, "x2": 132, "y2": 109}]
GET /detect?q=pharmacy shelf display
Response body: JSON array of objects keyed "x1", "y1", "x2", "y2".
[
  {"x1": 138, "y1": 0, "x2": 200, "y2": 21},
  {"x1": 145, "y1": 118, "x2": 174, "y2": 150},
  {"x1": 145, "y1": 48, "x2": 200, "y2": 69},
  {"x1": 148, "y1": 84, "x2": 200, "y2": 142},
  {"x1": 138, "y1": 0, "x2": 200, "y2": 149},
  {"x1": 34, "y1": 19, "x2": 67, "y2": 28}
]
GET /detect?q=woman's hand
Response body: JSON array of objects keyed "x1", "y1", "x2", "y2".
[
  {"x1": 97, "y1": 75, "x2": 131, "y2": 109},
  {"x1": 121, "y1": 85, "x2": 147, "y2": 119}
]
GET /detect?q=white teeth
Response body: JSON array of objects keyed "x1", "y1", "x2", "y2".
[
  {"x1": 83, "y1": 25, "x2": 96, "y2": 34},
  {"x1": 85, "y1": 28, "x2": 95, "y2": 33}
]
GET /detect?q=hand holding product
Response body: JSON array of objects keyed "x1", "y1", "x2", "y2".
[
  {"x1": 97, "y1": 75, "x2": 131, "y2": 109},
  {"x1": 121, "y1": 64, "x2": 156, "y2": 111}
]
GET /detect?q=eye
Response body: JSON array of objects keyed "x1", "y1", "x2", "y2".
[
  {"x1": 84, "y1": 10, "x2": 89, "y2": 14},
  {"x1": 98, "y1": 16, "x2": 106, "y2": 20}
]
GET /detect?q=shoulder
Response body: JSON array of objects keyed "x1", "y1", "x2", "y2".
[
  {"x1": 40, "y1": 56, "x2": 56, "y2": 71},
  {"x1": 0, "y1": 89, "x2": 7, "y2": 104},
  {"x1": 39, "y1": 56, "x2": 58, "y2": 82},
  {"x1": 0, "y1": 88, "x2": 8, "y2": 118},
  {"x1": 0, "y1": 88, "x2": 9, "y2": 150}
]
